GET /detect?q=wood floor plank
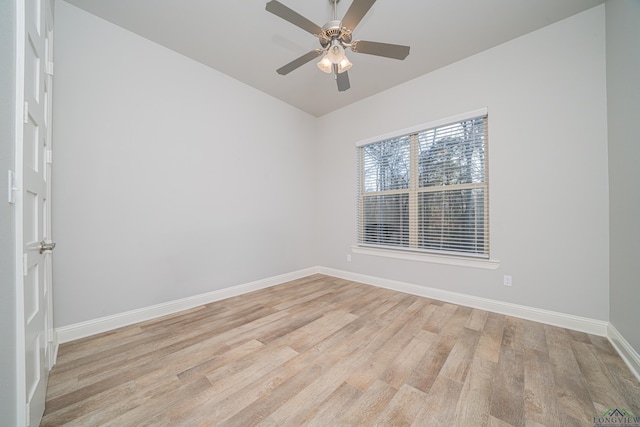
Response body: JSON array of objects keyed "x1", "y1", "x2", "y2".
[
  {"x1": 185, "y1": 310, "x2": 372, "y2": 425},
  {"x1": 489, "y1": 346, "x2": 525, "y2": 426},
  {"x1": 304, "y1": 381, "x2": 361, "y2": 426},
  {"x1": 278, "y1": 309, "x2": 358, "y2": 353},
  {"x1": 412, "y1": 375, "x2": 464, "y2": 426},
  {"x1": 54, "y1": 323, "x2": 150, "y2": 365},
  {"x1": 524, "y1": 320, "x2": 548, "y2": 353},
  {"x1": 568, "y1": 329, "x2": 593, "y2": 344},
  {"x1": 588, "y1": 335, "x2": 640, "y2": 414},
  {"x1": 440, "y1": 305, "x2": 473, "y2": 337},
  {"x1": 422, "y1": 303, "x2": 459, "y2": 334},
  {"x1": 570, "y1": 340, "x2": 631, "y2": 412},
  {"x1": 63, "y1": 308, "x2": 287, "y2": 403},
  {"x1": 465, "y1": 308, "x2": 489, "y2": 331},
  {"x1": 214, "y1": 365, "x2": 324, "y2": 426},
  {"x1": 267, "y1": 349, "x2": 367, "y2": 425},
  {"x1": 547, "y1": 343, "x2": 597, "y2": 425},
  {"x1": 101, "y1": 377, "x2": 212, "y2": 427},
  {"x1": 488, "y1": 415, "x2": 516, "y2": 427},
  {"x1": 166, "y1": 344, "x2": 300, "y2": 424},
  {"x1": 176, "y1": 338, "x2": 264, "y2": 384},
  {"x1": 453, "y1": 355, "x2": 496, "y2": 426},
  {"x1": 48, "y1": 326, "x2": 173, "y2": 392},
  {"x1": 345, "y1": 299, "x2": 433, "y2": 391},
  {"x1": 544, "y1": 324, "x2": 573, "y2": 350},
  {"x1": 502, "y1": 316, "x2": 525, "y2": 351},
  {"x1": 439, "y1": 326, "x2": 480, "y2": 383},
  {"x1": 41, "y1": 380, "x2": 139, "y2": 426},
  {"x1": 476, "y1": 312, "x2": 505, "y2": 363},
  {"x1": 339, "y1": 379, "x2": 397, "y2": 425},
  {"x1": 207, "y1": 320, "x2": 369, "y2": 424},
  {"x1": 381, "y1": 329, "x2": 438, "y2": 389},
  {"x1": 50, "y1": 304, "x2": 283, "y2": 398},
  {"x1": 42, "y1": 274, "x2": 640, "y2": 427},
  {"x1": 373, "y1": 384, "x2": 427, "y2": 426},
  {"x1": 405, "y1": 333, "x2": 457, "y2": 393},
  {"x1": 523, "y1": 348, "x2": 559, "y2": 426}
]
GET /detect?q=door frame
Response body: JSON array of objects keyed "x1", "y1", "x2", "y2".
[{"x1": 14, "y1": 0, "x2": 28, "y2": 424}]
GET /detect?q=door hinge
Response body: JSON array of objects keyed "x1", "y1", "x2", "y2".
[
  {"x1": 23, "y1": 253, "x2": 28, "y2": 276},
  {"x1": 7, "y1": 170, "x2": 17, "y2": 204},
  {"x1": 46, "y1": 61, "x2": 54, "y2": 76},
  {"x1": 46, "y1": 150, "x2": 52, "y2": 164},
  {"x1": 23, "y1": 102, "x2": 29, "y2": 124}
]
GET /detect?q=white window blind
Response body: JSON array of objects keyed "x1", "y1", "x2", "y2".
[{"x1": 357, "y1": 111, "x2": 489, "y2": 258}]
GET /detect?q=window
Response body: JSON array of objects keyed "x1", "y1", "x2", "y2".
[{"x1": 357, "y1": 110, "x2": 489, "y2": 258}]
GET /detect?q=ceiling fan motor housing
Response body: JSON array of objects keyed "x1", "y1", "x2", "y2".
[{"x1": 320, "y1": 20, "x2": 352, "y2": 47}]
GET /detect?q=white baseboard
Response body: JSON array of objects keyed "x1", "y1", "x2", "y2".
[
  {"x1": 56, "y1": 267, "x2": 319, "y2": 344},
  {"x1": 57, "y1": 266, "x2": 633, "y2": 375},
  {"x1": 607, "y1": 323, "x2": 640, "y2": 382},
  {"x1": 318, "y1": 267, "x2": 609, "y2": 336}
]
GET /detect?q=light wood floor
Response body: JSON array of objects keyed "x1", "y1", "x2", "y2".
[{"x1": 42, "y1": 274, "x2": 640, "y2": 426}]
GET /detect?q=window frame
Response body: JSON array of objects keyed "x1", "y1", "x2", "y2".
[{"x1": 356, "y1": 108, "x2": 490, "y2": 262}]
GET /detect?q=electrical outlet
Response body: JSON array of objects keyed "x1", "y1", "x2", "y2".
[
  {"x1": 503, "y1": 275, "x2": 512, "y2": 287},
  {"x1": 346, "y1": 254, "x2": 352, "y2": 262}
]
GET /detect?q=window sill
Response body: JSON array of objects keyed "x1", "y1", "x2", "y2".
[{"x1": 350, "y1": 246, "x2": 501, "y2": 270}]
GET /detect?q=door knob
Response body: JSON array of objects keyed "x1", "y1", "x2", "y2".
[{"x1": 39, "y1": 241, "x2": 56, "y2": 254}]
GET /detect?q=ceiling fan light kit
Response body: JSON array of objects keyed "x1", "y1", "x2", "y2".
[
  {"x1": 337, "y1": 56, "x2": 353, "y2": 73},
  {"x1": 327, "y1": 39, "x2": 346, "y2": 64},
  {"x1": 317, "y1": 55, "x2": 333, "y2": 73},
  {"x1": 266, "y1": 0, "x2": 410, "y2": 92}
]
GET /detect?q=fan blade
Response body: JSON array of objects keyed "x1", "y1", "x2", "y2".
[
  {"x1": 277, "y1": 50, "x2": 323, "y2": 75},
  {"x1": 336, "y1": 70, "x2": 350, "y2": 92},
  {"x1": 351, "y1": 40, "x2": 410, "y2": 60},
  {"x1": 341, "y1": 0, "x2": 376, "y2": 31},
  {"x1": 265, "y1": 0, "x2": 322, "y2": 36}
]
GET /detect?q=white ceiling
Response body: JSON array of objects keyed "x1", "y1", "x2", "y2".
[{"x1": 62, "y1": 0, "x2": 604, "y2": 117}]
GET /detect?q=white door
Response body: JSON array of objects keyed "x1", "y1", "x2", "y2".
[{"x1": 17, "y1": 0, "x2": 55, "y2": 425}]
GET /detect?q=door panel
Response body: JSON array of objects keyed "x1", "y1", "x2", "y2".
[{"x1": 20, "y1": 0, "x2": 54, "y2": 425}]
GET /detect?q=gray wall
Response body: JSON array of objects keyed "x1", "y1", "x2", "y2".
[
  {"x1": 0, "y1": 0, "x2": 18, "y2": 424},
  {"x1": 316, "y1": 6, "x2": 610, "y2": 321},
  {"x1": 52, "y1": 1, "x2": 318, "y2": 327},
  {"x1": 607, "y1": 0, "x2": 640, "y2": 354}
]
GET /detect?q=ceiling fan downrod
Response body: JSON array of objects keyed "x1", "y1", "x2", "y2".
[{"x1": 329, "y1": 0, "x2": 340, "y2": 21}]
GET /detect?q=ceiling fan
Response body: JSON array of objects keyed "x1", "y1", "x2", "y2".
[{"x1": 265, "y1": 0, "x2": 410, "y2": 92}]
